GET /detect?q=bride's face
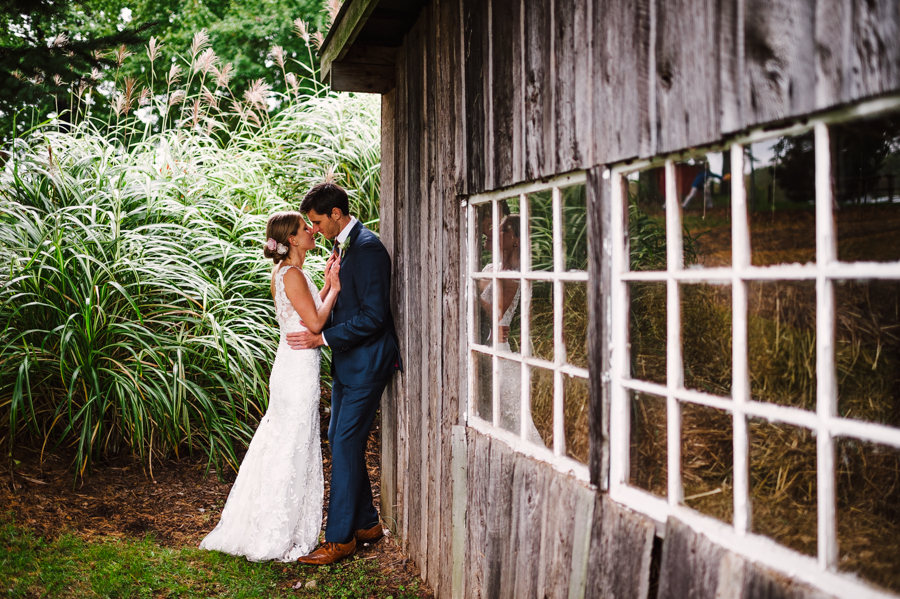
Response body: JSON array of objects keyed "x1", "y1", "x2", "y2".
[{"x1": 291, "y1": 219, "x2": 317, "y2": 251}]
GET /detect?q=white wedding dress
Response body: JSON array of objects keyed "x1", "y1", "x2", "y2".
[{"x1": 200, "y1": 265, "x2": 324, "y2": 562}]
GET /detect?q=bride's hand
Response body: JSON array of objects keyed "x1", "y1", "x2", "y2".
[{"x1": 328, "y1": 257, "x2": 341, "y2": 292}]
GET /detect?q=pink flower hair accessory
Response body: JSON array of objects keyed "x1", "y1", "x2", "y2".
[{"x1": 266, "y1": 238, "x2": 277, "y2": 251}]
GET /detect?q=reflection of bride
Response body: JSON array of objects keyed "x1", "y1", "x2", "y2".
[{"x1": 479, "y1": 215, "x2": 544, "y2": 446}]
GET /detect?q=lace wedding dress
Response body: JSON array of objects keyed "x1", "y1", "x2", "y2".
[
  {"x1": 200, "y1": 265, "x2": 324, "y2": 562},
  {"x1": 481, "y1": 265, "x2": 544, "y2": 446}
]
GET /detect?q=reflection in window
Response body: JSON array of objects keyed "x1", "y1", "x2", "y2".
[
  {"x1": 629, "y1": 391, "x2": 667, "y2": 498},
  {"x1": 681, "y1": 283, "x2": 732, "y2": 397},
  {"x1": 564, "y1": 375, "x2": 589, "y2": 463},
  {"x1": 563, "y1": 282, "x2": 588, "y2": 369},
  {"x1": 748, "y1": 281, "x2": 816, "y2": 409},
  {"x1": 629, "y1": 281, "x2": 667, "y2": 384},
  {"x1": 498, "y1": 357, "x2": 542, "y2": 445},
  {"x1": 679, "y1": 153, "x2": 733, "y2": 268},
  {"x1": 681, "y1": 402, "x2": 733, "y2": 524},
  {"x1": 529, "y1": 190, "x2": 554, "y2": 272},
  {"x1": 626, "y1": 167, "x2": 667, "y2": 271},
  {"x1": 835, "y1": 280, "x2": 900, "y2": 427},
  {"x1": 530, "y1": 281, "x2": 554, "y2": 362},
  {"x1": 831, "y1": 114, "x2": 900, "y2": 263},
  {"x1": 530, "y1": 366, "x2": 554, "y2": 448},
  {"x1": 473, "y1": 351, "x2": 492, "y2": 422},
  {"x1": 750, "y1": 419, "x2": 817, "y2": 557},
  {"x1": 562, "y1": 184, "x2": 588, "y2": 271},
  {"x1": 745, "y1": 133, "x2": 817, "y2": 266},
  {"x1": 837, "y1": 437, "x2": 900, "y2": 594}
]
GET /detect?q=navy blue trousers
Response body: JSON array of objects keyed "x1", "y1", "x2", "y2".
[{"x1": 324, "y1": 374, "x2": 387, "y2": 544}]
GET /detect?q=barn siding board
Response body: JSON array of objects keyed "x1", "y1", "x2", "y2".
[
  {"x1": 655, "y1": 0, "x2": 723, "y2": 153},
  {"x1": 586, "y1": 167, "x2": 609, "y2": 487},
  {"x1": 741, "y1": 561, "x2": 837, "y2": 599},
  {"x1": 573, "y1": 0, "x2": 593, "y2": 169},
  {"x1": 463, "y1": 0, "x2": 487, "y2": 193},
  {"x1": 537, "y1": 470, "x2": 578, "y2": 599},
  {"x1": 483, "y1": 439, "x2": 516, "y2": 597},
  {"x1": 657, "y1": 517, "x2": 727, "y2": 599},
  {"x1": 380, "y1": 90, "x2": 398, "y2": 533},
  {"x1": 404, "y1": 19, "x2": 424, "y2": 565},
  {"x1": 584, "y1": 494, "x2": 656, "y2": 599},
  {"x1": 816, "y1": 0, "x2": 900, "y2": 108},
  {"x1": 593, "y1": 0, "x2": 652, "y2": 164},
  {"x1": 524, "y1": 0, "x2": 554, "y2": 180},
  {"x1": 740, "y1": 0, "x2": 816, "y2": 128},
  {"x1": 489, "y1": 0, "x2": 520, "y2": 189},
  {"x1": 466, "y1": 432, "x2": 492, "y2": 597},
  {"x1": 719, "y1": 0, "x2": 743, "y2": 133},
  {"x1": 512, "y1": 457, "x2": 549, "y2": 599},
  {"x1": 450, "y1": 426, "x2": 468, "y2": 599},
  {"x1": 554, "y1": 0, "x2": 578, "y2": 174}
]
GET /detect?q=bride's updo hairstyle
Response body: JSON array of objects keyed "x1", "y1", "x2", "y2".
[{"x1": 263, "y1": 211, "x2": 303, "y2": 264}]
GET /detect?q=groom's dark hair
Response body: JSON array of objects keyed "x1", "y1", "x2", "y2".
[{"x1": 300, "y1": 182, "x2": 350, "y2": 217}]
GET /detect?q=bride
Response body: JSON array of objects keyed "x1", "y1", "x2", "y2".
[{"x1": 200, "y1": 210, "x2": 340, "y2": 562}]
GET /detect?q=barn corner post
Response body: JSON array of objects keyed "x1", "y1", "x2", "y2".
[{"x1": 323, "y1": 0, "x2": 900, "y2": 597}]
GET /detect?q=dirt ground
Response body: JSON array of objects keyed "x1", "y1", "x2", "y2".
[{"x1": 0, "y1": 391, "x2": 433, "y2": 598}]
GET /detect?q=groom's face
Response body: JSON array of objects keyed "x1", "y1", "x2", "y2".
[{"x1": 306, "y1": 208, "x2": 342, "y2": 241}]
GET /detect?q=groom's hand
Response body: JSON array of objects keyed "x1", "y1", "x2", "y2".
[{"x1": 286, "y1": 330, "x2": 324, "y2": 350}]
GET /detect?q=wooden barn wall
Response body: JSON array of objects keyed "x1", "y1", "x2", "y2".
[{"x1": 376, "y1": 0, "x2": 900, "y2": 597}]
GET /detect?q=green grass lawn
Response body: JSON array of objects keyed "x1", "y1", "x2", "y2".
[{"x1": 0, "y1": 522, "x2": 420, "y2": 599}]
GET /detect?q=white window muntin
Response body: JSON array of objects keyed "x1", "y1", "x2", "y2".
[
  {"x1": 608, "y1": 96, "x2": 900, "y2": 599},
  {"x1": 465, "y1": 171, "x2": 589, "y2": 481}
]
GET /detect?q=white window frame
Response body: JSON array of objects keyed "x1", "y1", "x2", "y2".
[
  {"x1": 609, "y1": 95, "x2": 900, "y2": 599},
  {"x1": 464, "y1": 172, "x2": 590, "y2": 481}
]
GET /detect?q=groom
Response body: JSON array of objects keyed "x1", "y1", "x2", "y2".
[{"x1": 287, "y1": 182, "x2": 401, "y2": 565}]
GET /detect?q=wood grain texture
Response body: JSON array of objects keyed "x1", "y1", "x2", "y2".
[
  {"x1": 463, "y1": 0, "x2": 487, "y2": 193},
  {"x1": 554, "y1": 0, "x2": 578, "y2": 174},
  {"x1": 450, "y1": 426, "x2": 468, "y2": 599},
  {"x1": 567, "y1": 484, "x2": 596, "y2": 599},
  {"x1": 403, "y1": 18, "x2": 423, "y2": 565},
  {"x1": 537, "y1": 470, "x2": 578, "y2": 599},
  {"x1": 657, "y1": 517, "x2": 726, "y2": 599},
  {"x1": 379, "y1": 90, "x2": 398, "y2": 534},
  {"x1": 465, "y1": 432, "x2": 492, "y2": 597},
  {"x1": 524, "y1": 0, "x2": 554, "y2": 179},
  {"x1": 329, "y1": 62, "x2": 396, "y2": 94},
  {"x1": 815, "y1": 0, "x2": 900, "y2": 108},
  {"x1": 512, "y1": 457, "x2": 549, "y2": 599},
  {"x1": 483, "y1": 440, "x2": 516, "y2": 597},
  {"x1": 655, "y1": 0, "x2": 722, "y2": 153},
  {"x1": 319, "y1": 0, "x2": 380, "y2": 78},
  {"x1": 593, "y1": 0, "x2": 653, "y2": 164},
  {"x1": 584, "y1": 494, "x2": 656, "y2": 599},
  {"x1": 740, "y1": 560, "x2": 837, "y2": 599},
  {"x1": 586, "y1": 167, "x2": 610, "y2": 488},
  {"x1": 573, "y1": 0, "x2": 593, "y2": 169},
  {"x1": 490, "y1": 0, "x2": 522, "y2": 189}
]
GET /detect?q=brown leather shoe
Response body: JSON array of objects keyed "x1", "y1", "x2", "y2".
[
  {"x1": 296, "y1": 539, "x2": 356, "y2": 565},
  {"x1": 355, "y1": 523, "x2": 385, "y2": 545}
]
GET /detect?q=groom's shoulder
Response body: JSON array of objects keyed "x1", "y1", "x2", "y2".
[{"x1": 356, "y1": 225, "x2": 386, "y2": 250}]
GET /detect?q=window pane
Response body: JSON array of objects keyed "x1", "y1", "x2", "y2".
[
  {"x1": 498, "y1": 357, "x2": 533, "y2": 439},
  {"x1": 529, "y1": 281, "x2": 554, "y2": 362},
  {"x1": 490, "y1": 276, "x2": 521, "y2": 356},
  {"x1": 630, "y1": 282, "x2": 667, "y2": 384},
  {"x1": 836, "y1": 437, "x2": 900, "y2": 594},
  {"x1": 626, "y1": 166, "x2": 668, "y2": 271},
  {"x1": 749, "y1": 419, "x2": 817, "y2": 557},
  {"x1": 681, "y1": 402, "x2": 733, "y2": 524},
  {"x1": 564, "y1": 281, "x2": 588, "y2": 369},
  {"x1": 530, "y1": 367, "x2": 554, "y2": 448},
  {"x1": 830, "y1": 114, "x2": 900, "y2": 263},
  {"x1": 498, "y1": 197, "x2": 521, "y2": 274},
  {"x1": 473, "y1": 351, "x2": 493, "y2": 421},
  {"x1": 681, "y1": 283, "x2": 732, "y2": 397},
  {"x1": 629, "y1": 390, "x2": 667, "y2": 498},
  {"x1": 562, "y1": 183, "x2": 588, "y2": 271},
  {"x1": 475, "y1": 202, "x2": 493, "y2": 270},
  {"x1": 529, "y1": 190, "x2": 554, "y2": 272},
  {"x1": 475, "y1": 276, "x2": 495, "y2": 347},
  {"x1": 564, "y1": 375, "x2": 589, "y2": 463},
  {"x1": 748, "y1": 281, "x2": 816, "y2": 409},
  {"x1": 679, "y1": 152, "x2": 733, "y2": 268},
  {"x1": 835, "y1": 280, "x2": 900, "y2": 427},
  {"x1": 745, "y1": 133, "x2": 817, "y2": 267}
]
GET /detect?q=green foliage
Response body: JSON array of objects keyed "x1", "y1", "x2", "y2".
[
  {"x1": 0, "y1": 31, "x2": 382, "y2": 478},
  {"x1": 0, "y1": 519, "x2": 419, "y2": 598},
  {"x1": 628, "y1": 201, "x2": 700, "y2": 271}
]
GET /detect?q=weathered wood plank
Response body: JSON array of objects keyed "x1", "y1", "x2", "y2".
[
  {"x1": 573, "y1": 0, "x2": 592, "y2": 169},
  {"x1": 567, "y1": 484, "x2": 596, "y2": 599},
  {"x1": 815, "y1": 0, "x2": 900, "y2": 109},
  {"x1": 379, "y1": 89, "x2": 398, "y2": 534},
  {"x1": 740, "y1": 560, "x2": 837, "y2": 599},
  {"x1": 466, "y1": 431, "x2": 492, "y2": 597},
  {"x1": 404, "y1": 18, "x2": 424, "y2": 565},
  {"x1": 584, "y1": 494, "x2": 656, "y2": 599},
  {"x1": 554, "y1": 0, "x2": 578, "y2": 173},
  {"x1": 319, "y1": 0, "x2": 380, "y2": 78},
  {"x1": 463, "y1": 0, "x2": 487, "y2": 193},
  {"x1": 483, "y1": 439, "x2": 516, "y2": 597},
  {"x1": 537, "y1": 470, "x2": 578, "y2": 599},
  {"x1": 450, "y1": 426, "x2": 468, "y2": 599},
  {"x1": 587, "y1": 167, "x2": 610, "y2": 488},
  {"x1": 490, "y1": 0, "x2": 521, "y2": 189},
  {"x1": 329, "y1": 61, "x2": 395, "y2": 94},
  {"x1": 719, "y1": 0, "x2": 743, "y2": 133},
  {"x1": 593, "y1": 0, "x2": 653, "y2": 164},
  {"x1": 655, "y1": 0, "x2": 722, "y2": 153},
  {"x1": 657, "y1": 516, "x2": 726, "y2": 599},
  {"x1": 739, "y1": 0, "x2": 816, "y2": 128},
  {"x1": 512, "y1": 457, "x2": 548, "y2": 599},
  {"x1": 524, "y1": 0, "x2": 553, "y2": 179}
]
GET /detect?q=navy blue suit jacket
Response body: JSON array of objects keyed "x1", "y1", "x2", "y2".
[{"x1": 325, "y1": 220, "x2": 401, "y2": 384}]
